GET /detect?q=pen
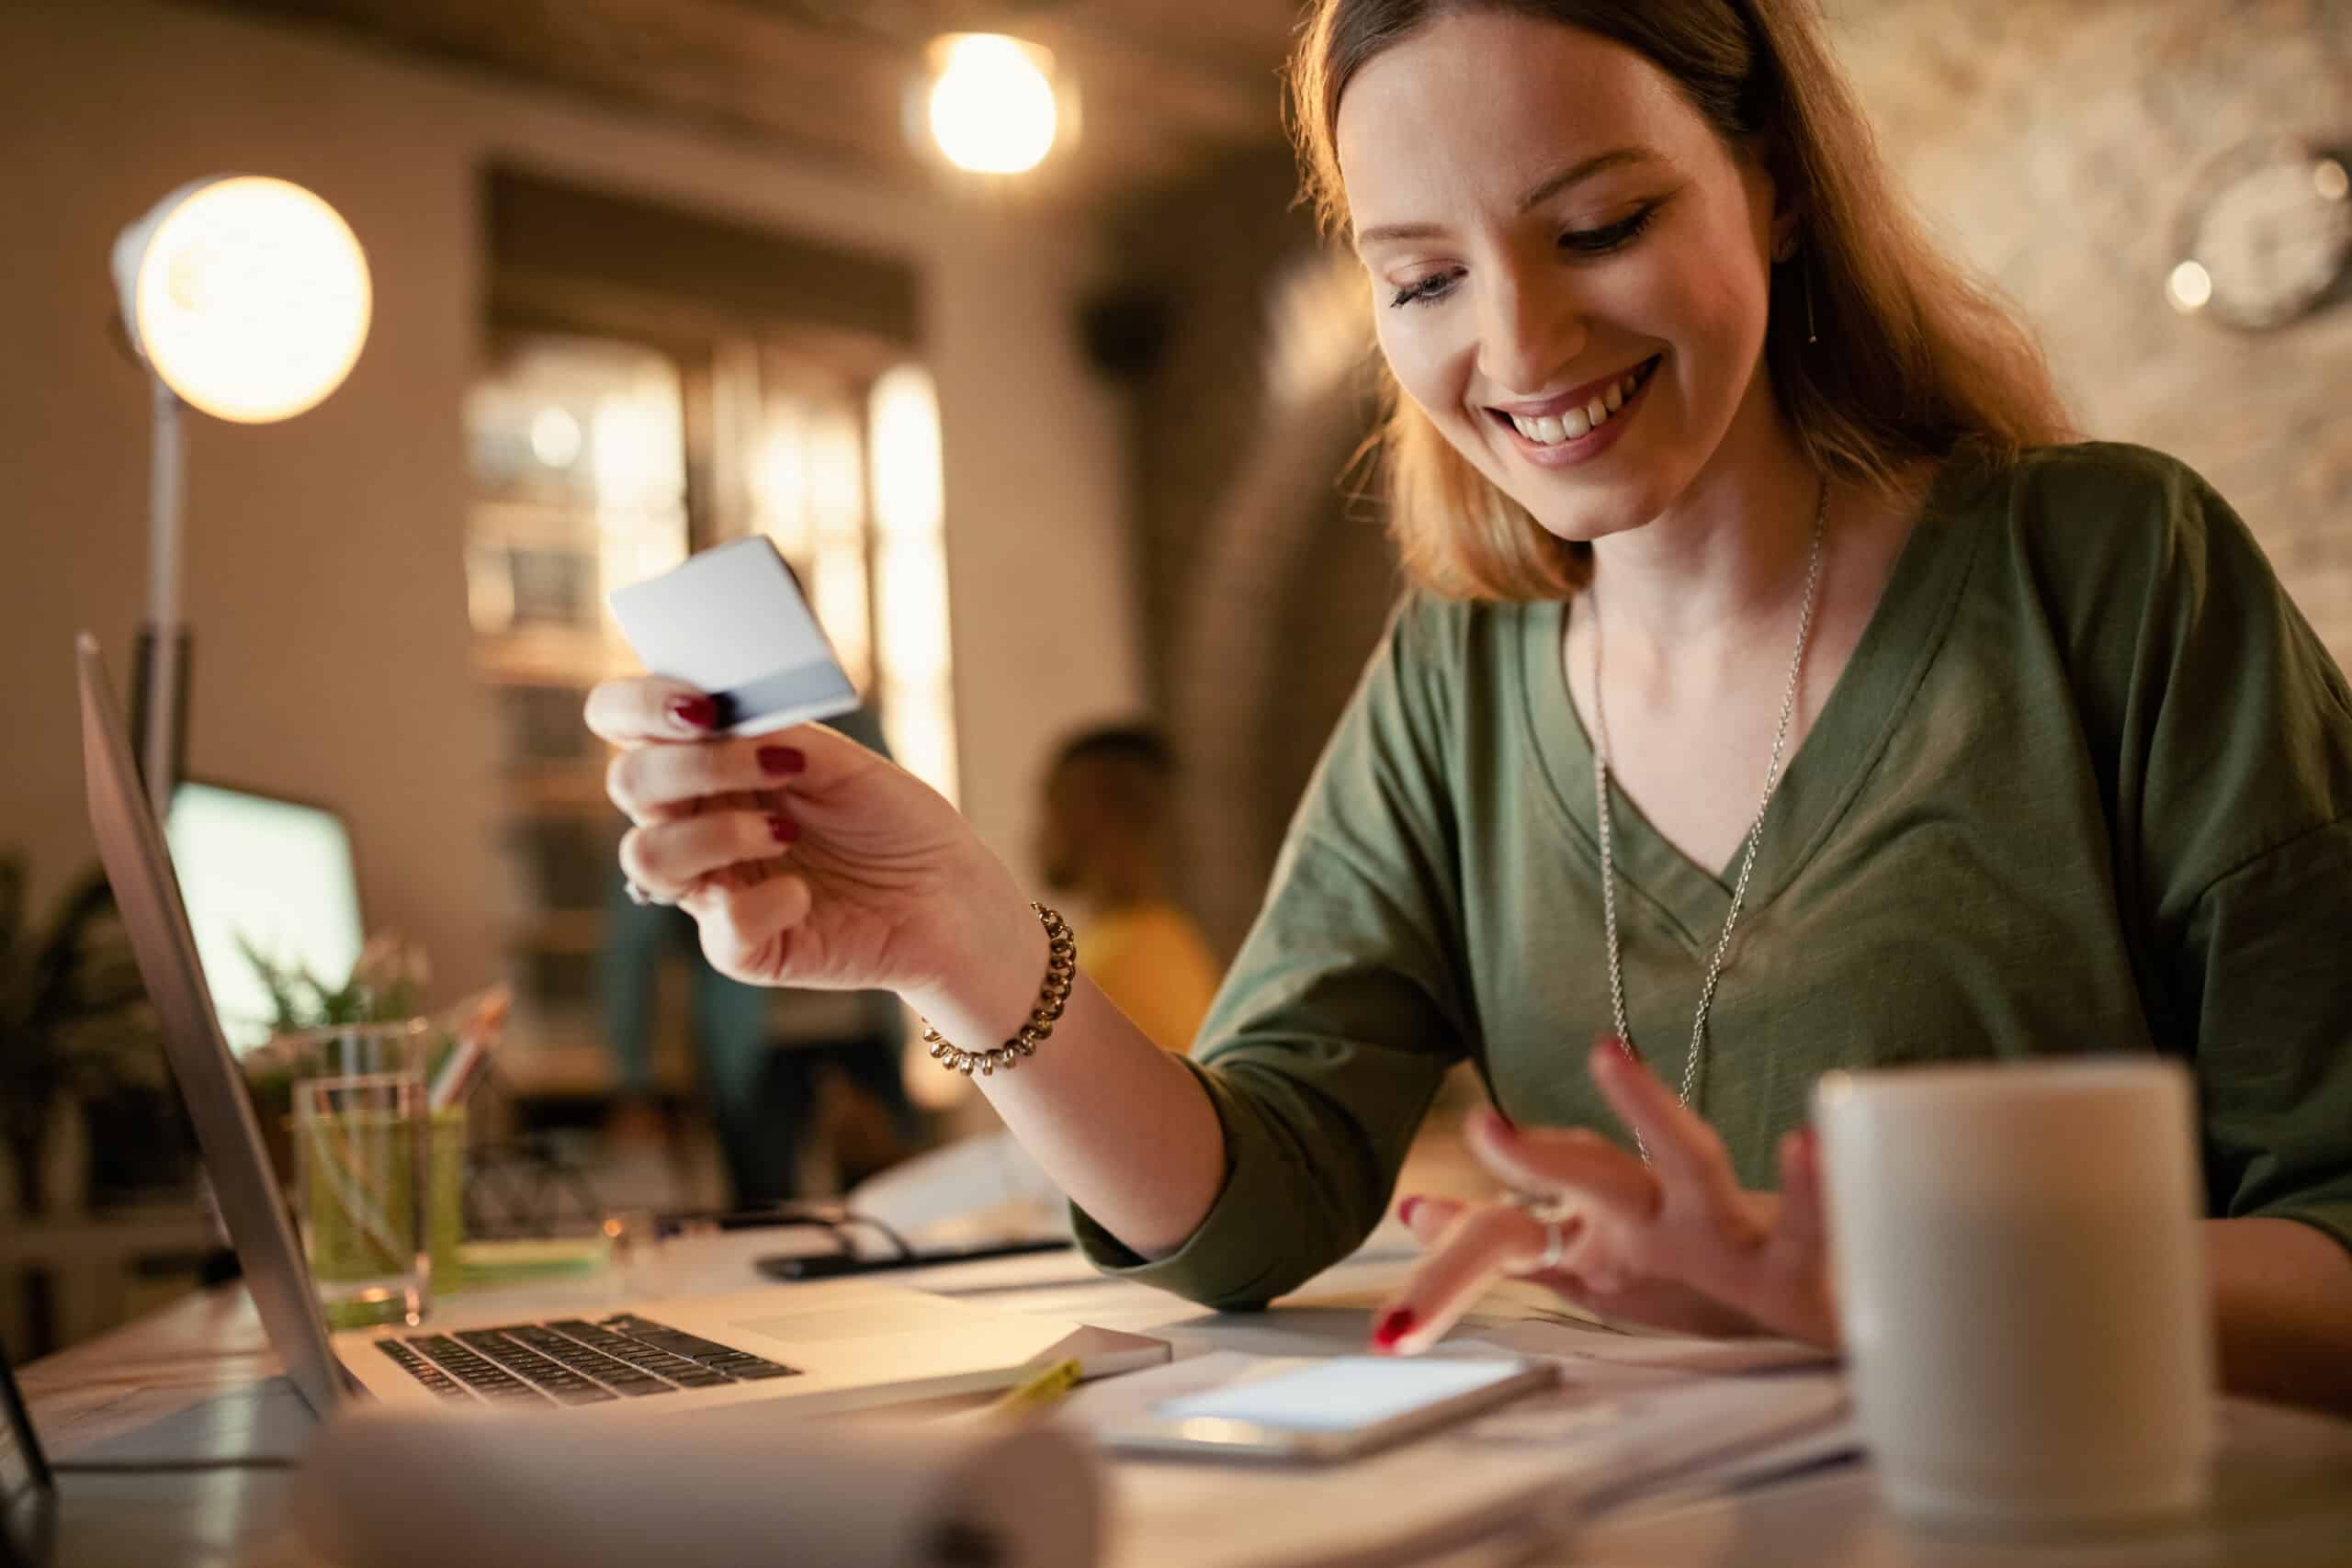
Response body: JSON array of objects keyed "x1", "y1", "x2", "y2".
[{"x1": 980, "y1": 1357, "x2": 1083, "y2": 1423}]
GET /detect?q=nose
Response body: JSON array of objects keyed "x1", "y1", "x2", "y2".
[{"x1": 1475, "y1": 265, "x2": 1586, "y2": 400}]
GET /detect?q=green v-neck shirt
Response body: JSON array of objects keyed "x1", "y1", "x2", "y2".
[{"x1": 1074, "y1": 443, "x2": 2352, "y2": 1311}]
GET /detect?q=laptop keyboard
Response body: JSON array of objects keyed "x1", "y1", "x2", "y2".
[{"x1": 378, "y1": 1314, "x2": 801, "y2": 1406}]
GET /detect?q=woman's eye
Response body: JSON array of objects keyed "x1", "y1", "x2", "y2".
[
  {"x1": 1559, "y1": 205, "x2": 1658, "y2": 257},
  {"x1": 1388, "y1": 271, "x2": 1461, "y2": 310}
]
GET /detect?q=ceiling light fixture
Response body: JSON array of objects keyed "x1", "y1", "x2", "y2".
[{"x1": 920, "y1": 33, "x2": 1071, "y2": 175}]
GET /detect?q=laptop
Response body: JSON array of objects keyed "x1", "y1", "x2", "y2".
[{"x1": 75, "y1": 634, "x2": 1163, "y2": 1420}]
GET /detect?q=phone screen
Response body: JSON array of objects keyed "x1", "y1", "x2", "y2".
[{"x1": 1152, "y1": 1357, "x2": 1532, "y2": 1434}]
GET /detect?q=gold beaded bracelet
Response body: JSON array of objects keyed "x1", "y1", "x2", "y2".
[{"x1": 922, "y1": 903, "x2": 1075, "y2": 1077}]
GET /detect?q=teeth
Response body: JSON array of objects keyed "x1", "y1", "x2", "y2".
[{"x1": 1503, "y1": 359, "x2": 1651, "y2": 446}]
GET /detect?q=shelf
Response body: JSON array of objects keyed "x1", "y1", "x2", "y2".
[{"x1": 476, "y1": 627, "x2": 635, "y2": 686}]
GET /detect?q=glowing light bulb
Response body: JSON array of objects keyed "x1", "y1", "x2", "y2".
[
  {"x1": 2166, "y1": 259, "x2": 2213, "y2": 314},
  {"x1": 927, "y1": 34, "x2": 1059, "y2": 175},
  {"x1": 115, "y1": 176, "x2": 371, "y2": 423}
]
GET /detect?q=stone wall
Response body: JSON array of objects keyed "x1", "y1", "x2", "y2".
[{"x1": 1829, "y1": 0, "x2": 2352, "y2": 658}]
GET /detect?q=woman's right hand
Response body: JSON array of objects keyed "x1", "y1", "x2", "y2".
[{"x1": 586, "y1": 677, "x2": 1030, "y2": 1004}]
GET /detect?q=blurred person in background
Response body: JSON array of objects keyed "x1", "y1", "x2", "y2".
[
  {"x1": 1035, "y1": 725, "x2": 1220, "y2": 1054},
  {"x1": 589, "y1": 0, "x2": 2352, "y2": 1411}
]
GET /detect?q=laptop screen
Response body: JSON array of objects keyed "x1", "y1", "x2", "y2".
[{"x1": 165, "y1": 781, "x2": 364, "y2": 1055}]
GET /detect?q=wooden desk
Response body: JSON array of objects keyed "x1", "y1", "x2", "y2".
[{"x1": 19, "y1": 1234, "x2": 2352, "y2": 1567}]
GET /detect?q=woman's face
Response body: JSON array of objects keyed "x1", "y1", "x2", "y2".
[{"x1": 1338, "y1": 11, "x2": 1789, "y2": 543}]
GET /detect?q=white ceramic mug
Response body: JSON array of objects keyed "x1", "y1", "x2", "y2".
[{"x1": 1813, "y1": 1059, "x2": 2215, "y2": 1533}]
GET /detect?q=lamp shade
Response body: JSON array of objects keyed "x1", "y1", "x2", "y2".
[{"x1": 112, "y1": 175, "x2": 372, "y2": 424}]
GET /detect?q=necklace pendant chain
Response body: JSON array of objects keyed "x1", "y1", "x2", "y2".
[{"x1": 1593, "y1": 479, "x2": 1828, "y2": 1159}]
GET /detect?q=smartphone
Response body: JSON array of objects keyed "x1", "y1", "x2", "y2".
[
  {"x1": 1101, "y1": 1356, "x2": 1557, "y2": 1463},
  {"x1": 605, "y1": 536, "x2": 860, "y2": 738}
]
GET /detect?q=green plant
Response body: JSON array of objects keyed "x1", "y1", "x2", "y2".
[
  {"x1": 0, "y1": 852, "x2": 166, "y2": 1212},
  {"x1": 237, "y1": 936, "x2": 465, "y2": 1149},
  {"x1": 238, "y1": 931, "x2": 429, "y2": 1033}
]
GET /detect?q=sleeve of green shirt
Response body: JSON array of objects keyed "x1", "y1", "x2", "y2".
[
  {"x1": 1069, "y1": 597, "x2": 1476, "y2": 1310},
  {"x1": 2020, "y1": 445, "x2": 2352, "y2": 1253}
]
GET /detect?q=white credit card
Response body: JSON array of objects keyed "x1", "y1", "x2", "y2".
[{"x1": 606, "y1": 537, "x2": 861, "y2": 738}]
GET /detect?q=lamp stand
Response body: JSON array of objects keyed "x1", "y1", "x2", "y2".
[{"x1": 134, "y1": 373, "x2": 187, "y2": 820}]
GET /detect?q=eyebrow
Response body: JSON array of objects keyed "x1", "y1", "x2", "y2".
[{"x1": 1351, "y1": 147, "x2": 1663, "y2": 251}]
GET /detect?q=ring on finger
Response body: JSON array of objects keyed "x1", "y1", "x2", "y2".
[
  {"x1": 1507, "y1": 1215, "x2": 1571, "y2": 1278},
  {"x1": 625, "y1": 878, "x2": 676, "y2": 908}
]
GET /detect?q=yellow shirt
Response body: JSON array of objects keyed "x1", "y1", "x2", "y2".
[{"x1": 1080, "y1": 901, "x2": 1221, "y2": 1055}]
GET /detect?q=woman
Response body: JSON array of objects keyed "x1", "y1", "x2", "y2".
[{"x1": 589, "y1": 0, "x2": 2352, "y2": 1409}]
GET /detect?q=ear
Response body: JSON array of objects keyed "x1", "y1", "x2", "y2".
[{"x1": 1758, "y1": 127, "x2": 1807, "y2": 258}]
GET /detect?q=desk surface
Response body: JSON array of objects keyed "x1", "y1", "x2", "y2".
[{"x1": 19, "y1": 1229, "x2": 2352, "y2": 1568}]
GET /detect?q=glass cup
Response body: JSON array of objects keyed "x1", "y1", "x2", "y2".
[{"x1": 275, "y1": 1020, "x2": 464, "y2": 1328}]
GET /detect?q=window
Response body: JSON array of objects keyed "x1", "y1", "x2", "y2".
[{"x1": 463, "y1": 175, "x2": 942, "y2": 1069}]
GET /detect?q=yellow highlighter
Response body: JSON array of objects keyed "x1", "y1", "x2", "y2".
[{"x1": 982, "y1": 1357, "x2": 1084, "y2": 1423}]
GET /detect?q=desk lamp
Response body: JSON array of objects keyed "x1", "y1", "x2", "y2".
[{"x1": 110, "y1": 175, "x2": 372, "y2": 816}]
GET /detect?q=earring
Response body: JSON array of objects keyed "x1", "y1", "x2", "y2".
[{"x1": 1804, "y1": 255, "x2": 1817, "y2": 345}]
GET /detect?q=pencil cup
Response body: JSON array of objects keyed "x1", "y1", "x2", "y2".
[{"x1": 278, "y1": 1020, "x2": 464, "y2": 1328}]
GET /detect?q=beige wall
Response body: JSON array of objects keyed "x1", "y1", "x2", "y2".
[{"x1": 0, "y1": 0, "x2": 1142, "y2": 1001}]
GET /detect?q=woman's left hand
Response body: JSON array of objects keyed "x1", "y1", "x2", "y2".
[{"x1": 1369, "y1": 1038, "x2": 1838, "y2": 1354}]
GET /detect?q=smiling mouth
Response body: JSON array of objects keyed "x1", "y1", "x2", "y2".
[{"x1": 1486, "y1": 355, "x2": 1662, "y2": 446}]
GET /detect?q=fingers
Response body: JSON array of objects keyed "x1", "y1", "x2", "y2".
[
  {"x1": 607, "y1": 736, "x2": 810, "y2": 825},
  {"x1": 1397, "y1": 1192, "x2": 1598, "y2": 1293},
  {"x1": 1370, "y1": 1199, "x2": 1577, "y2": 1357},
  {"x1": 682, "y1": 872, "x2": 815, "y2": 983},
  {"x1": 1396, "y1": 1193, "x2": 1464, "y2": 1246},
  {"x1": 1770, "y1": 1126, "x2": 1826, "y2": 1271},
  {"x1": 620, "y1": 809, "x2": 798, "y2": 902},
  {"x1": 1588, "y1": 1039, "x2": 1742, "y2": 1210},
  {"x1": 584, "y1": 677, "x2": 722, "y2": 745},
  {"x1": 1464, "y1": 1108, "x2": 1659, "y2": 1220}
]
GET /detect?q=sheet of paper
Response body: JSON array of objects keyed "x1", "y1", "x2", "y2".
[
  {"x1": 1468, "y1": 1318, "x2": 1836, "y2": 1377},
  {"x1": 1064, "y1": 1351, "x2": 1850, "y2": 1568}
]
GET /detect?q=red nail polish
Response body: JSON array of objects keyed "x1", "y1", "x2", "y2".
[
  {"x1": 670, "y1": 695, "x2": 717, "y2": 731},
  {"x1": 769, "y1": 815, "x2": 799, "y2": 844},
  {"x1": 1371, "y1": 1306, "x2": 1419, "y2": 1350},
  {"x1": 758, "y1": 745, "x2": 807, "y2": 776},
  {"x1": 1397, "y1": 1196, "x2": 1422, "y2": 1228},
  {"x1": 1492, "y1": 1104, "x2": 1519, "y2": 1133}
]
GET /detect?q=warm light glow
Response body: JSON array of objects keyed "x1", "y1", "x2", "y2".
[
  {"x1": 927, "y1": 34, "x2": 1059, "y2": 175},
  {"x1": 529, "y1": 407, "x2": 582, "y2": 468},
  {"x1": 869, "y1": 366, "x2": 944, "y2": 539},
  {"x1": 752, "y1": 403, "x2": 812, "y2": 560},
  {"x1": 117, "y1": 176, "x2": 371, "y2": 423},
  {"x1": 867, "y1": 365, "x2": 957, "y2": 806},
  {"x1": 808, "y1": 407, "x2": 873, "y2": 690},
  {"x1": 589, "y1": 391, "x2": 683, "y2": 513},
  {"x1": 2166, "y1": 259, "x2": 2213, "y2": 314}
]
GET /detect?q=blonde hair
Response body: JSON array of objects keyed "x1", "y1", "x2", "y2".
[{"x1": 1287, "y1": 0, "x2": 2073, "y2": 601}]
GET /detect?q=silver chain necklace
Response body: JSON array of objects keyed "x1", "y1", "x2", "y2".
[{"x1": 1592, "y1": 479, "x2": 1827, "y2": 1152}]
